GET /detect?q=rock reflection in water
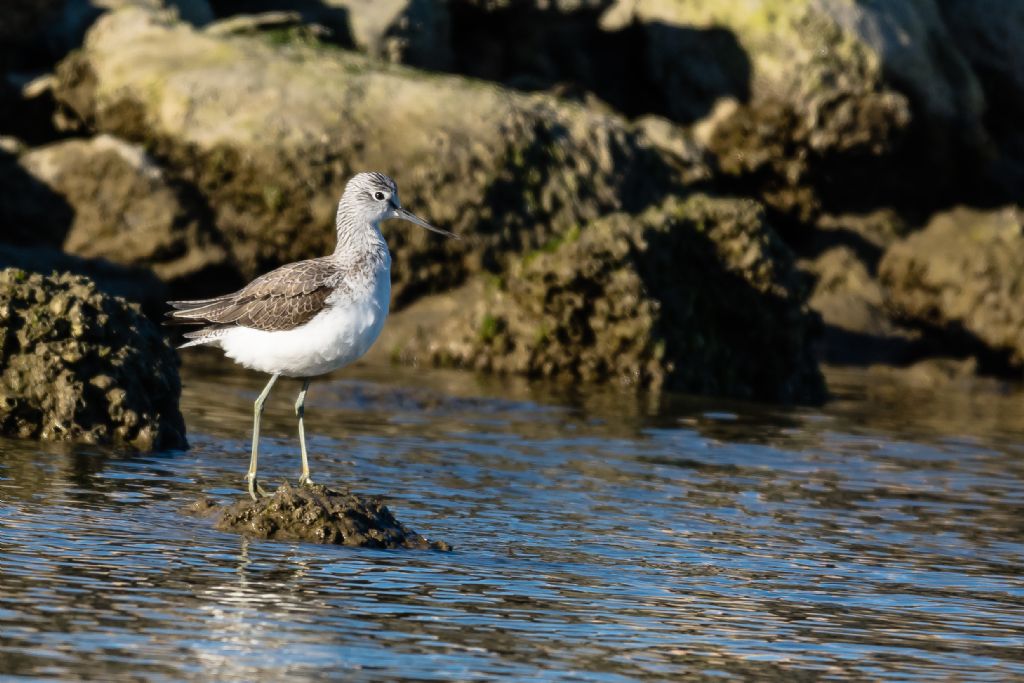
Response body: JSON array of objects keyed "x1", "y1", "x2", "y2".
[{"x1": 0, "y1": 357, "x2": 1022, "y2": 680}]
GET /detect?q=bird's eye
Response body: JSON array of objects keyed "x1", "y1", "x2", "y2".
[{"x1": 373, "y1": 191, "x2": 386, "y2": 201}]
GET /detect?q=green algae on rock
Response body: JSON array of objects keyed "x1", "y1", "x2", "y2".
[
  {"x1": 200, "y1": 482, "x2": 451, "y2": 550},
  {"x1": 396, "y1": 194, "x2": 825, "y2": 404},
  {"x1": 0, "y1": 268, "x2": 187, "y2": 450}
]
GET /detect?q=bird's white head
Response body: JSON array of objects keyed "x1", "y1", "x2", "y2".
[{"x1": 338, "y1": 171, "x2": 458, "y2": 240}]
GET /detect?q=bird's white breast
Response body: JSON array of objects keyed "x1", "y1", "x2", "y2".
[{"x1": 218, "y1": 260, "x2": 391, "y2": 378}]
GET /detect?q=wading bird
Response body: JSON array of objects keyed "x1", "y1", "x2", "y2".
[{"x1": 168, "y1": 172, "x2": 457, "y2": 499}]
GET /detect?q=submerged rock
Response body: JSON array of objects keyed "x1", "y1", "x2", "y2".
[
  {"x1": 53, "y1": 6, "x2": 677, "y2": 305},
  {"x1": 879, "y1": 205, "x2": 1024, "y2": 370},
  {"x1": 395, "y1": 194, "x2": 826, "y2": 404},
  {"x1": 200, "y1": 482, "x2": 450, "y2": 550},
  {"x1": 0, "y1": 268, "x2": 186, "y2": 449}
]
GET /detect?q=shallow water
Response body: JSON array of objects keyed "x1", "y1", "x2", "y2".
[{"x1": 1, "y1": 357, "x2": 1023, "y2": 680}]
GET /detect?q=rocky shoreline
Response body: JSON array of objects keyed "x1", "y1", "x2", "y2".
[{"x1": 2, "y1": 0, "x2": 1023, "y2": 417}]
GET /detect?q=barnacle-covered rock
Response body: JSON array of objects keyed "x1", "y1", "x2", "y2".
[{"x1": 0, "y1": 268, "x2": 186, "y2": 449}]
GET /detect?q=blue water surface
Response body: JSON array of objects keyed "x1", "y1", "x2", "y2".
[{"x1": 1, "y1": 359, "x2": 1022, "y2": 680}]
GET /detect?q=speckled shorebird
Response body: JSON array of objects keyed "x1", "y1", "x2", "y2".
[{"x1": 168, "y1": 172, "x2": 457, "y2": 500}]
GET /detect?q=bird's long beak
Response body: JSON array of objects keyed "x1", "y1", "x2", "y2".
[{"x1": 394, "y1": 207, "x2": 460, "y2": 240}]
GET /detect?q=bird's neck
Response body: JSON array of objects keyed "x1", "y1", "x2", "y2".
[{"x1": 332, "y1": 220, "x2": 388, "y2": 266}]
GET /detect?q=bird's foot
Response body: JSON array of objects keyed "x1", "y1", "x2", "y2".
[
  {"x1": 245, "y1": 475, "x2": 269, "y2": 500},
  {"x1": 298, "y1": 474, "x2": 315, "y2": 487}
]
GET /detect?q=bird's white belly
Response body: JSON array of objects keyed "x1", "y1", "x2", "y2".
[{"x1": 218, "y1": 274, "x2": 391, "y2": 378}]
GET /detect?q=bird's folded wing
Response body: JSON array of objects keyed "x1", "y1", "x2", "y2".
[{"x1": 168, "y1": 259, "x2": 346, "y2": 332}]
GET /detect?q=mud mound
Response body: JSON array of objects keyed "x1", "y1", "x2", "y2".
[{"x1": 196, "y1": 482, "x2": 451, "y2": 550}]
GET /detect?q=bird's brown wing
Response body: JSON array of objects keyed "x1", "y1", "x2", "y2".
[{"x1": 168, "y1": 258, "x2": 347, "y2": 332}]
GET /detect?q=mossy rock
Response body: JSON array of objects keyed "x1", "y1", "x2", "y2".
[
  {"x1": 399, "y1": 193, "x2": 826, "y2": 404},
  {"x1": 0, "y1": 268, "x2": 186, "y2": 449}
]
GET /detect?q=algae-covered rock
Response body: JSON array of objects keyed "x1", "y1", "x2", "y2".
[
  {"x1": 879, "y1": 206, "x2": 1024, "y2": 368},
  {"x1": 0, "y1": 268, "x2": 186, "y2": 449},
  {"x1": 203, "y1": 482, "x2": 450, "y2": 549},
  {"x1": 398, "y1": 194, "x2": 825, "y2": 403},
  {"x1": 15, "y1": 135, "x2": 235, "y2": 298},
  {"x1": 603, "y1": 0, "x2": 987, "y2": 219},
  {"x1": 53, "y1": 7, "x2": 676, "y2": 305}
]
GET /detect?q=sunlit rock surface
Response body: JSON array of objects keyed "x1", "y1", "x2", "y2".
[{"x1": 0, "y1": 268, "x2": 186, "y2": 449}]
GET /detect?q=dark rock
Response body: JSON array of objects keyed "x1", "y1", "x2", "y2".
[
  {"x1": 394, "y1": 194, "x2": 826, "y2": 404},
  {"x1": 320, "y1": 0, "x2": 452, "y2": 69},
  {"x1": 446, "y1": 0, "x2": 643, "y2": 113},
  {"x1": 202, "y1": 482, "x2": 451, "y2": 550},
  {"x1": 0, "y1": 0, "x2": 212, "y2": 73},
  {"x1": 0, "y1": 148, "x2": 74, "y2": 248},
  {"x1": 879, "y1": 206, "x2": 1024, "y2": 371},
  {"x1": 0, "y1": 0, "x2": 64, "y2": 71},
  {"x1": 0, "y1": 267, "x2": 186, "y2": 449},
  {"x1": 939, "y1": 0, "x2": 1024, "y2": 199},
  {"x1": 0, "y1": 72, "x2": 63, "y2": 144}
]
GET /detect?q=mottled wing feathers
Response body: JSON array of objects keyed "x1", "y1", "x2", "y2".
[{"x1": 168, "y1": 258, "x2": 346, "y2": 332}]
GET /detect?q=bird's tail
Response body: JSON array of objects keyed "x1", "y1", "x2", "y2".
[{"x1": 176, "y1": 326, "x2": 229, "y2": 349}]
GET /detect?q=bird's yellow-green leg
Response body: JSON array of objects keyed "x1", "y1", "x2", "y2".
[
  {"x1": 247, "y1": 373, "x2": 279, "y2": 500},
  {"x1": 296, "y1": 379, "x2": 314, "y2": 486}
]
